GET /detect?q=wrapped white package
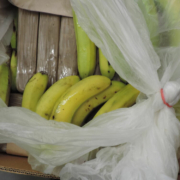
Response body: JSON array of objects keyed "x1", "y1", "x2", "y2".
[{"x1": 1, "y1": 0, "x2": 180, "y2": 180}]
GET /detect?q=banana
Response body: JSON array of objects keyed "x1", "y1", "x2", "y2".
[
  {"x1": 72, "y1": 81, "x2": 126, "y2": 126},
  {"x1": 94, "y1": 84, "x2": 140, "y2": 118},
  {"x1": 36, "y1": 76, "x2": 80, "y2": 120},
  {"x1": 137, "y1": 0, "x2": 159, "y2": 47},
  {"x1": 154, "y1": 0, "x2": 180, "y2": 46},
  {"x1": 22, "y1": 72, "x2": 48, "y2": 112},
  {"x1": 10, "y1": 50, "x2": 17, "y2": 92},
  {"x1": 99, "y1": 49, "x2": 115, "y2": 80},
  {"x1": 73, "y1": 11, "x2": 96, "y2": 79},
  {"x1": 50, "y1": 75, "x2": 111, "y2": 123},
  {"x1": 0, "y1": 63, "x2": 11, "y2": 105},
  {"x1": 11, "y1": 21, "x2": 17, "y2": 49}
]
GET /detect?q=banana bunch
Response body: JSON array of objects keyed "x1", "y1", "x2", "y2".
[
  {"x1": 22, "y1": 73, "x2": 112, "y2": 122},
  {"x1": 73, "y1": 10, "x2": 127, "y2": 84},
  {"x1": 72, "y1": 80, "x2": 126, "y2": 126},
  {"x1": 22, "y1": 71, "x2": 140, "y2": 127},
  {"x1": 36, "y1": 76, "x2": 80, "y2": 119},
  {"x1": 50, "y1": 75, "x2": 111, "y2": 122},
  {"x1": 10, "y1": 10, "x2": 18, "y2": 92}
]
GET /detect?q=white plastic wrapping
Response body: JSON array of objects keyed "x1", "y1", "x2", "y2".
[
  {"x1": 1, "y1": 0, "x2": 180, "y2": 180},
  {"x1": 0, "y1": 2, "x2": 14, "y2": 64}
]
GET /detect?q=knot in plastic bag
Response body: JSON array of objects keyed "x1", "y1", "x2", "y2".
[{"x1": 162, "y1": 81, "x2": 180, "y2": 107}]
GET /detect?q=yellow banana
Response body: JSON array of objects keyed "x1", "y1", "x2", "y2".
[
  {"x1": 94, "y1": 84, "x2": 140, "y2": 118},
  {"x1": 99, "y1": 49, "x2": 115, "y2": 80},
  {"x1": 36, "y1": 76, "x2": 80, "y2": 120},
  {"x1": 72, "y1": 81, "x2": 126, "y2": 126},
  {"x1": 0, "y1": 63, "x2": 11, "y2": 105},
  {"x1": 10, "y1": 50, "x2": 17, "y2": 92},
  {"x1": 73, "y1": 11, "x2": 96, "y2": 79},
  {"x1": 50, "y1": 75, "x2": 111, "y2": 123},
  {"x1": 22, "y1": 72, "x2": 48, "y2": 112}
]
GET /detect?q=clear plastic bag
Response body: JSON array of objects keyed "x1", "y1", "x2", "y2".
[
  {"x1": 1, "y1": 0, "x2": 180, "y2": 180},
  {"x1": 0, "y1": 2, "x2": 14, "y2": 64}
]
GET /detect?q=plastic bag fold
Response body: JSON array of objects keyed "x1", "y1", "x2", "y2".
[
  {"x1": 1, "y1": 0, "x2": 180, "y2": 180},
  {"x1": 0, "y1": 3, "x2": 14, "y2": 64}
]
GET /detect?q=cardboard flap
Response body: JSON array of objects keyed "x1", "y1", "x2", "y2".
[
  {"x1": 6, "y1": 143, "x2": 28, "y2": 157},
  {"x1": 0, "y1": 153, "x2": 59, "y2": 179},
  {"x1": 8, "y1": 0, "x2": 73, "y2": 17}
]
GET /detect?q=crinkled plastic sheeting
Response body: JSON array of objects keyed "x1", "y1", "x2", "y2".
[
  {"x1": 0, "y1": 1, "x2": 14, "y2": 64},
  {"x1": 1, "y1": 0, "x2": 180, "y2": 180}
]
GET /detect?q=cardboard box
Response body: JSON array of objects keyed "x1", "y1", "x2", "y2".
[{"x1": 0, "y1": 153, "x2": 59, "y2": 179}]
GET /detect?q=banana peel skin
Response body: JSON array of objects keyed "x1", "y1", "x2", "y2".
[
  {"x1": 36, "y1": 76, "x2": 80, "y2": 120},
  {"x1": 0, "y1": 63, "x2": 11, "y2": 105},
  {"x1": 94, "y1": 84, "x2": 140, "y2": 118},
  {"x1": 50, "y1": 75, "x2": 111, "y2": 123},
  {"x1": 72, "y1": 81, "x2": 126, "y2": 126},
  {"x1": 22, "y1": 72, "x2": 48, "y2": 112}
]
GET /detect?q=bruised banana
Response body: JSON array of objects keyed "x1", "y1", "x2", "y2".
[
  {"x1": 22, "y1": 72, "x2": 48, "y2": 112},
  {"x1": 72, "y1": 81, "x2": 126, "y2": 126},
  {"x1": 10, "y1": 50, "x2": 17, "y2": 92},
  {"x1": 99, "y1": 49, "x2": 115, "y2": 80},
  {"x1": 94, "y1": 84, "x2": 140, "y2": 118},
  {"x1": 0, "y1": 63, "x2": 11, "y2": 105},
  {"x1": 73, "y1": 11, "x2": 96, "y2": 79},
  {"x1": 50, "y1": 75, "x2": 111, "y2": 123},
  {"x1": 36, "y1": 76, "x2": 80, "y2": 120}
]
